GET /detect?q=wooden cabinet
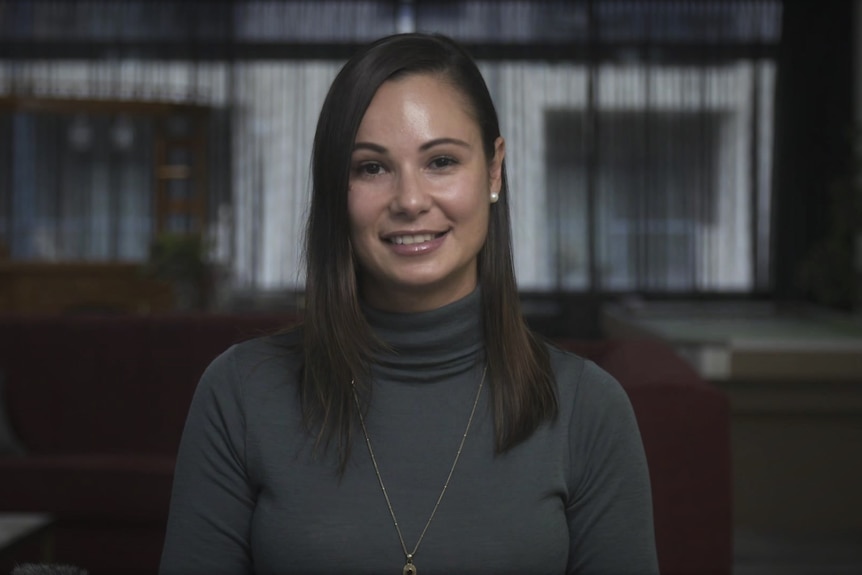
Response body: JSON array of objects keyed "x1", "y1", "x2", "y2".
[
  {"x1": 0, "y1": 262, "x2": 173, "y2": 314},
  {"x1": 154, "y1": 113, "x2": 208, "y2": 235}
]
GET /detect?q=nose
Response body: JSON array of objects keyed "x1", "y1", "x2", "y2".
[{"x1": 390, "y1": 168, "x2": 431, "y2": 217}]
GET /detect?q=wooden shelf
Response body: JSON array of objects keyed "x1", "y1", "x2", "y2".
[{"x1": 0, "y1": 262, "x2": 174, "y2": 314}]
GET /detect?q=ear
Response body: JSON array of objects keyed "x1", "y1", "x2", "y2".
[{"x1": 489, "y1": 136, "x2": 506, "y2": 197}]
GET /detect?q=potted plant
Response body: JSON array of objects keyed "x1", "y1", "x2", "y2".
[{"x1": 143, "y1": 232, "x2": 213, "y2": 310}]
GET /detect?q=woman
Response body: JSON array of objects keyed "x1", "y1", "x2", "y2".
[{"x1": 161, "y1": 33, "x2": 658, "y2": 575}]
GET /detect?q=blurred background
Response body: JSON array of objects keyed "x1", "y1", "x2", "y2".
[
  {"x1": 1, "y1": 1, "x2": 861, "y2": 573},
  {"x1": 3, "y1": 0, "x2": 846, "y2": 323}
]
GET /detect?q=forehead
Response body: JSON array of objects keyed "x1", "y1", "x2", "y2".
[{"x1": 356, "y1": 73, "x2": 479, "y2": 138}]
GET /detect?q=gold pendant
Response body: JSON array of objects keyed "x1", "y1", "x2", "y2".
[{"x1": 402, "y1": 558, "x2": 417, "y2": 575}]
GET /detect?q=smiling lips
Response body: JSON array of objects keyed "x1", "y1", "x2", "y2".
[
  {"x1": 386, "y1": 232, "x2": 442, "y2": 245},
  {"x1": 384, "y1": 231, "x2": 448, "y2": 253}
]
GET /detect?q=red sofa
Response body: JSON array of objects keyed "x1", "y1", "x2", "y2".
[{"x1": 0, "y1": 315, "x2": 731, "y2": 575}]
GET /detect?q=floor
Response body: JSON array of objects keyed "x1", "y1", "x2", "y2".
[{"x1": 733, "y1": 529, "x2": 862, "y2": 575}]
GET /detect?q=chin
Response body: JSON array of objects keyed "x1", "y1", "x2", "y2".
[{"x1": 400, "y1": 277, "x2": 474, "y2": 298}]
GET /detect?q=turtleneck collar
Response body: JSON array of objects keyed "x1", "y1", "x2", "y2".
[{"x1": 361, "y1": 288, "x2": 485, "y2": 383}]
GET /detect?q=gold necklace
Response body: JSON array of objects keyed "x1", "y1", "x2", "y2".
[{"x1": 351, "y1": 366, "x2": 487, "y2": 575}]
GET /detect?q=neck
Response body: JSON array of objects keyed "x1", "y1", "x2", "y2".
[
  {"x1": 362, "y1": 287, "x2": 484, "y2": 382},
  {"x1": 359, "y1": 278, "x2": 479, "y2": 314}
]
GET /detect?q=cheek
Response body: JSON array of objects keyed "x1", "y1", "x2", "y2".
[
  {"x1": 347, "y1": 192, "x2": 372, "y2": 235},
  {"x1": 450, "y1": 179, "x2": 491, "y2": 221}
]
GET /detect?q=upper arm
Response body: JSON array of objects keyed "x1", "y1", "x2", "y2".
[
  {"x1": 160, "y1": 347, "x2": 256, "y2": 575},
  {"x1": 565, "y1": 360, "x2": 659, "y2": 575}
]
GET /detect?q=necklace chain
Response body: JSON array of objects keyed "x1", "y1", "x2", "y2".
[{"x1": 351, "y1": 365, "x2": 487, "y2": 574}]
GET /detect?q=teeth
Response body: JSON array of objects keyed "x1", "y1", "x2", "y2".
[{"x1": 390, "y1": 233, "x2": 436, "y2": 245}]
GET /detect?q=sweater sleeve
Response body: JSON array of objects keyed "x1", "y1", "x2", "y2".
[
  {"x1": 566, "y1": 360, "x2": 659, "y2": 575},
  {"x1": 160, "y1": 346, "x2": 255, "y2": 575}
]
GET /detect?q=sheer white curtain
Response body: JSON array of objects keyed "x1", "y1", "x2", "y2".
[
  {"x1": 0, "y1": 61, "x2": 229, "y2": 104},
  {"x1": 230, "y1": 62, "x2": 341, "y2": 289},
  {"x1": 481, "y1": 62, "x2": 588, "y2": 291},
  {"x1": 202, "y1": 59, "x2": 775, "y2": 293},
  {"x1": 0, "y1": 57, "x2": 775, "y2": 293},
  {"x1": 485, "y1": 61, "x2": 775, "y2": 292},
  {"x1": 0, "y1": 1, "x2": 780, "y2": 295},
  {"x1": 0, "y1": 58, "x2": 338, "y2": 289}
]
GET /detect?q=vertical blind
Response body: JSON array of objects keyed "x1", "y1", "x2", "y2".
[{"x1": 0, "y1": 0, "x2": 782, "y2": 294}]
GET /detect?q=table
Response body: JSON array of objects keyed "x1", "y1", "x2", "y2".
[
  {"x1": 0, "y1": 513, "x2": 55, "y2": 564},
  {"x1": 601, "y1": 300, "x2": 862, "y2": 382}
]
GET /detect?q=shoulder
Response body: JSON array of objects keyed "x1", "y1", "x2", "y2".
[
  {"x1": 546, "y1": 343, "x2": 630, "y2": 410},
  {"x1": 197, "y1": 327, "x2": 305, "y2": 399},
  {"x1": 547, "y1": 343, "x2": 647, "y2": 489},
  {"x1": 544, "y1": 343, "x2": 638, "y2": 444},
  {"x1": 229, "y1": 326, "x2": 303, "y2": 367}
]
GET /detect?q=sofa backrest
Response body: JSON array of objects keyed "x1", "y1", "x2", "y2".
[{"x1": 0, "y1": 314, "x2": 297, "y2": 455}]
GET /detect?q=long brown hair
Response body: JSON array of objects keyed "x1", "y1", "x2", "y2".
[{"x1": 302, "y1": 33, "x2": 557, "y2": 472}]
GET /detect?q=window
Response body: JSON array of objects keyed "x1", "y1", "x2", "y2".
[
  {"x1": 0, "y1": 100, "x2": 216, "y2": 262},
  {"x1": 0, "y1": 0, "x2": 783, "y2": 296},
  {"x1": 538, "y1": 64, "x2": 775, "y2": 292}
]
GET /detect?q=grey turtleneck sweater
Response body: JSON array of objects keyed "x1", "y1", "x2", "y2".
[{"x1": 160, "y1": 290, "x2": 658, "y2": 575}]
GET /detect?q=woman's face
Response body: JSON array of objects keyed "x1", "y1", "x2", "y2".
[{"x1": 348, "y1": 73, "x2": 505, "y2": 313}]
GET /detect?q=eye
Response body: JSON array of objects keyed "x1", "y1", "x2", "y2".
[
  {"x1": 430, "y1": 156, "x2": 458, "y2": 170},
  {"x1": 356, "y1": 162, "x2": 384, "y2": 176}
]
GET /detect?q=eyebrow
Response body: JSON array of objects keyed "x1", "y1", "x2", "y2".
[
  {"x1": 352, "y1": 137, "x2": 472, "y2": 154},
  {"x1": 420, "y1": 137, "x2": 471, "y2": 151},
  {"x1": 353, "y1": 142, "x2": 387, "y2": 154}
]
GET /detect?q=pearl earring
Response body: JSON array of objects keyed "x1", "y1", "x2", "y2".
[{"x1": 490, "y1": 192, "x2": 499, "y2": 203}]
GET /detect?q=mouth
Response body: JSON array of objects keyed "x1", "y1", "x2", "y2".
[{"x1": 384, "y1": 231, "x2": 447, "y2": 245}]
